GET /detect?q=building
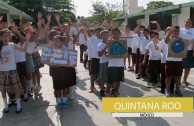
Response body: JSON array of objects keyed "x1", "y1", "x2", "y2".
[
  {"x1": 0, "y1": 1, "x2": 33, "y2": 25},
  {"x1": 124, "y1": 0, "x2": 143, "y2": 16},
  {"x1": 114, "y1": 1, "x2": 194, "y2": 38}
]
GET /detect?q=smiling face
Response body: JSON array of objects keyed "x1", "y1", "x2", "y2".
[
  {"x1": 101, "y1": 31, "x2": 109, "y2": 42},
  {"x1": 112, "y1": 30, "x2": 121, "y2": 40},
  {"x1": 184, "y1": 19, "x2": 192, "y2": 29},
  {"x1": 0, "y1": 29, "x2": 11, "y2": 46},
  {"x1": 54, "y1": 37, "x2": 63, "y2": 48}
]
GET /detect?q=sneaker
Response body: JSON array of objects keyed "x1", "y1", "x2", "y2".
[
  {"x1": 56, "y1": 103, "x2": 63, "y2": 109},
  {"x1": 136, "y1": 74, "x2": 141, "y2": 79},
  {"x1": 28, "y1": 91, "x2": 33, "y2": 97},
  {"x1": 16, "y1": 108, "x2": 22, "y2": 113},
  {"x1": 160, "y1": 89, "x2": 165, "y2": 94},
  {"x1": 23, "y1": 95, "x2": 28, "y2": 102},
  {"x1": 100, "y1": 90, "x2": 105, "y2": 97},
  {"x1": 165, "y1": 91, "x2": 171, "y2": 97},
  {"x1": 2, "y1": 108, "x2": 9, "y2": 113},
  {"x1": 175, "y1": 90, "x2": 183, "y2": 97},
  {"x1": 62, "y1": 102, "x2": 68, "y2": 108},
  {"x1": 8, "y1": 100, "x2": 15, "y2": 107},
  {"x1": 146, "y1": 83, "x2": 152, "y2": 88}
]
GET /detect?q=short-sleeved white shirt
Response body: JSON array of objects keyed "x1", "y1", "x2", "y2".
[
  {"x1": 90, "y1": 35, "x2": 102, "y2": 59},
  {"x1": 145, "y1": 41, "x2": 161, "y2": 60},
  {"x1": 97, "y1": 42, "x2": 108, "y2": 63},
  {"x1": 180, "y1": 28, "x2": 194, "y2": 50},
  {"x1": 140, "y1": 37, "x2": 150, "y2": 54},
  {"x1": 0, "y1": 42, "x2": 16, "y2": 71}
]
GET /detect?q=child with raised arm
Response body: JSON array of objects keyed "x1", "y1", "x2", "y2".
[{"x1": 0, "y1": 28, "x2": 31, "y2": 113}]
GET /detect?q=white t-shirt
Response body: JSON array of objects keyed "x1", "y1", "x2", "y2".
[
  {"x1": 70, "y1": 26, "x2": 78, "y2": 37},
  {"x1": 140, "y1": 37, "x2": 150, "y2": 54},
  {"x1": 131, "y1": 34, "x2": 139, "y2": 53},
  {"x1": 78, "y1": 33, "x2": 86, "y2": 45},
  {"x1": 97, "y1": 42, "x2": 108, "y2": 63},
  {"x1": 180, "y1": 28, "x2": 194, "y2": 50},
  {"x1": 121, "y1": 32, "x2": 133, "y2": 47},
  {"x1": 145, "y1": 41, "x2": 161, "y2": 60},
  {"x1": 90, "y1": 35, "x2": 102, "y2": 59},
  {"x1": 85, "y1": 38, "x2": 92, "y2": 60},
  {"x1": 27, "y1": 42, "x2": 38, "y2": 54},
  {"x1": 158, "y1": 40, "x2": 168, "y2": 63},
  {"x1": 0, "y1": 42, "x2": 16, "y2": 71},
  {"x1": 15, "y1": 42, "x2": 26, "y2": 63}
]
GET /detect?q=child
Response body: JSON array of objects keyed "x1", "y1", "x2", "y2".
[
  {"x1": 137, "y1": 29, "x2": 150, "y2": 79},
  {"x1": 51, "y1": 35, "x2": 76, "y2": 108},
  {"x1": 165, "y1": 26, "x2": 189, "y2": 97},
  {"x1": 106, "y1": 28, "x2": 125, "y2": 97},
  {"x1": 97, "y1": 30, "x2": 109, "y2": 97},
  {"x1": 87, "y1": 27, "x2": 102, "y2": 93},
  {"x1": 143, "y1": 31, "x2": 161, "y2": 88},
  {"x1": 0, "y1": 28, "x2": 31, "y2": 113}
]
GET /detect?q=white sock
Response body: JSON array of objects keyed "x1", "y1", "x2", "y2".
[
  {"x1": 3, "y1": 98, "x2": 8, "y2": 109},
  {"x1": 69, "y1": 86, "x2": 74, "y2": 97},
  {"x1": 16, "y1": 99, "x2": 21, "y2": 109},
  {"x1": 62, "y1": 97, "x2": 67, "y2": 103},
  {"x1": 24, "y1": 94, "x2": 28, "y2": 98},
  {"x1": 56, "y1": 98, "x2": 61, "y2": 104}
]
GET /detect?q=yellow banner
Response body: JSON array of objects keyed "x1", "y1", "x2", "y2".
[{"x1": 102, "y1": 98, "x2": 193, "y2": 112}]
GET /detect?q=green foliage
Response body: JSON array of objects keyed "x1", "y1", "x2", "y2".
[
  {"x1": 82, "y1": 1, "x2": 121, "y2": 26},
  {"x1": 2, "y1": 0, "x2": 76, "y2": 25},
  {"x1": 145, "y1": 1, "x2": 174, "y2": 11}
]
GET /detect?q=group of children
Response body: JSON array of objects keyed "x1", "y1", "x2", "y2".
[
  {"x1": 1, "y1": 11, "x2": 194, "y2": 114},
  {"x1": 76, "y1": 18, "x2": 194, "y2": 98}
]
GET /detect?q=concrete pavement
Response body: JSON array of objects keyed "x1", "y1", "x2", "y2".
[{"x1": 0, "y1": 46, "x2": 194, "y2": 126}]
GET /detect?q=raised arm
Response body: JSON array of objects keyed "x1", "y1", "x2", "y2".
[
  {"x1": 165, "y1": 26, "x2": 174, "y2": 44},
  {"x1": 19, "y1": 12, "x2": 25, "y2": 32},
  {"x1": 14, "y1": 31, "x2": 31, "y2": 52},
  {"x1": 11, "y1": 24, "x2": 25, "y2": 43},
  {"x1": 55, "y1": 14, "x2": 63, "y2": 34}
]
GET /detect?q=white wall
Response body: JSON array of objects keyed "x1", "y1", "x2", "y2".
[{"x1": 178, "y1": 7, "x2": 190, "y2": 28}]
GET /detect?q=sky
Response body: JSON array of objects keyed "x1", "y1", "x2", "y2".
[{"x1": 73, "y1": 0, "x2": 193, "y2": 17}]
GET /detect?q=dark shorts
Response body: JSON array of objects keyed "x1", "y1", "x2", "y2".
[
  {"x1": 140, "y1": 55, "x2": 144, "y2": 62},
  {"x1": 107, "y1": 67, "x2": 124, "y2": 84},
  {"x1": 132, "y1": 53, "x2": 136, "y2": 64},
  {"x1": 147, "y1": 60, "x2": 161, "y2": 74},
  {"x1": 182, "y1": 50, "x2": 194, "y2": 69},
  {"x1": 98, "y1": 62, "x2": 108, "y2": 81},
  {"x1": 16, "y1": 62, "x2": 27, "y2": 85},
  {"x1": 165, "y1": 61, "x2": 183, "y2": 76},
  {"x1": 52, "y1": 67, "x2": 76, "y2": 90},
  {"x1": 127, "y1": 47, "x2": 132, "y2": 55},
  {"x1": 90, "y1": 58, "x2": 100, "y2": 75}
]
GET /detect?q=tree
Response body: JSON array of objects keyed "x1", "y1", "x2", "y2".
[
  {"x1": 145, "y1": 1, "x2": 174, "y2": 11},
  {"x1": 87, "y1": 1, "x2": 121, "y2": 25},
  {"x1": 2, "y1": 0, "x2": 76, "y2": 25}
]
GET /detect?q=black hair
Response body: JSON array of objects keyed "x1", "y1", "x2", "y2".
[
  {"x1": 0, "y1": 28, "x2": 11, "y2": 58},
  {"x1": 143, "y1": 28, "x2": 150, "y2": 33},
  {"x1": 150, "y1": 30, "x2": 159, "y2": 36},
  {"x1": 125, "y1": 25, "x2": 130, "y2": 28},
  {"x1": 174, "y1": 26, "x2": 180, "y2": 30},
  {"x1": 112, "y1": 28, "x2": 121, "y2": 34},
  {"x1": 95, "y1": 27, "x2": 102, "y2": 32},
  {"x1": 140, "y1": 25, "x2": 145, "y2": 29}
]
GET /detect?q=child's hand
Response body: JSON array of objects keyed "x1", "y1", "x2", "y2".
[
  {"x1": 38, "y1": 12, "x2": 42, "y2": 19},
  {"x1": 18, "y1": 11, "x2": 24, "y2": 20},
  {"x1": 0, "y1": 16, "x2": 3, "y2": 21},
  {"x1": 55, "y1": 14, "x2": 60, "y2": 22},
  {"x1": 26, "y1": 31, "x2": 32, "y2": 41},
  {"x1": 47, "y1": 14, "x2": 51, "y2": 22}
]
